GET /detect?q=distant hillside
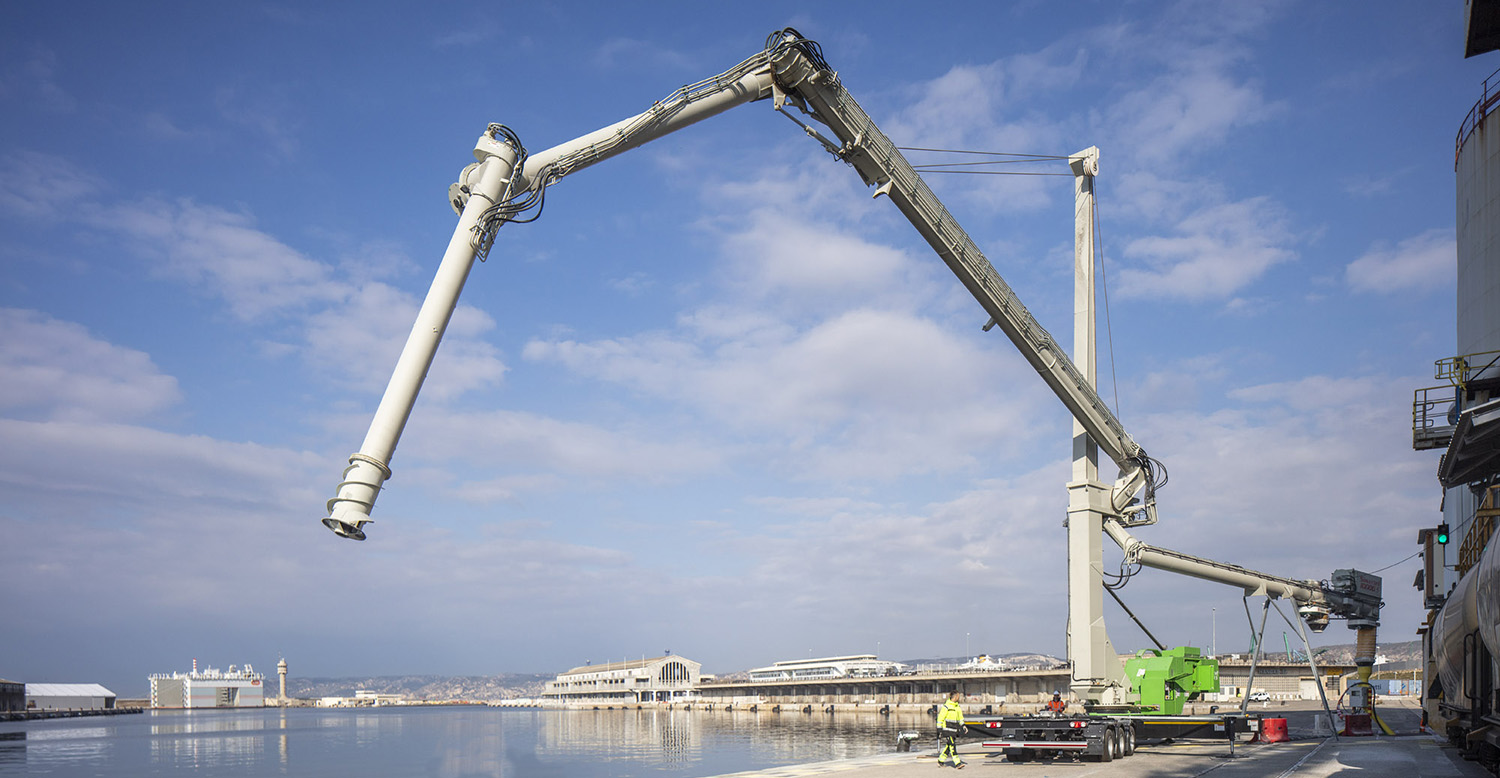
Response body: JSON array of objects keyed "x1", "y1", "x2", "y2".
[
  {"x1": 1240, "y1": 639, "x2": 1420, "y2": 665},
  {"x1": 288, "y1": 674, "x2": 550, "y2": 701},
  {"x1": 908, "y1": 653, "x2": 1067, "y2": 669}
]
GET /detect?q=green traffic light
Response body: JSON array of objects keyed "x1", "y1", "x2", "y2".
[{"x1": 1436, "y1": 523, "x2": 1450, "y2": 544}]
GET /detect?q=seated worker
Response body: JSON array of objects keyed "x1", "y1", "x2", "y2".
[{"x1": 1045, "y1": 692, "x2": 1066, "y2": 714}]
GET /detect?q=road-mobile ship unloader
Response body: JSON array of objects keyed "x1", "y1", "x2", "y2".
[{"x1": 320, "y1": 29, "x2": 1385, "y2": 762}]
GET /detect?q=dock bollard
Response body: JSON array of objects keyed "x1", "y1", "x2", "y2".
[{"x1": 896, "y1": 731, "x2": 920, "y2": 752}]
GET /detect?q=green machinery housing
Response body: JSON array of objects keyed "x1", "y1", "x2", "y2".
[{"x1": 1122, "y1": 647, "x2": 1218, "y2": 714}]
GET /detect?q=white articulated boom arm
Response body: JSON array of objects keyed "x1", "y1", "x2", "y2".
[
  {"x1": 321, "y1": 27, "x2": 1380, "y2": 657},
  {"x1": 323, "y1": 30, "x2": 1154, "y2": 542}
]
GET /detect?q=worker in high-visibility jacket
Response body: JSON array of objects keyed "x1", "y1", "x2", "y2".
[{"x1": 936, "y1": 690, "x2": 966, "y2": 769}]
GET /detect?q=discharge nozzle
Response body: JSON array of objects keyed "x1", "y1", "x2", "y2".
[{"x1": 322, "y1": 453, "x2": 389, "y2": 541}]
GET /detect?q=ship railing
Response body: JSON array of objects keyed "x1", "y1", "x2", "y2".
[
  {"x1": 1413, "y1": 385, "x2": 1457, "y2": 451},
  {"x1": 1457, "y1": 66, "x2": 1500, "y2": 168}
]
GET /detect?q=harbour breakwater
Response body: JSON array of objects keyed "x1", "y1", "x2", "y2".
[{"x1": 1, "y1": 707, "x2": 144, "y2": 722}]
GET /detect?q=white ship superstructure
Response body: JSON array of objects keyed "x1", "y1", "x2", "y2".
[
  {"x1": 747, "y1": 655, "x2": 907, "y2": 682},
  {"x1": 150, "y1": 662, "x2": 265, "y2": 708}
]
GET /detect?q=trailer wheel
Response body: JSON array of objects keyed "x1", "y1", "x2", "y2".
[
  {"x1": 1099, "y1": 729, "x2": 1115, "y2": 763},
  {"x1": 1004, "y1": 749, "x2": 1032, "y2": 763},
  {"x1": 1122, "y1": 725, "x2": 1136, "y2": 756},
  {"x1": 1112, "y1": 725, "x2": 1126, "y2": 759}
]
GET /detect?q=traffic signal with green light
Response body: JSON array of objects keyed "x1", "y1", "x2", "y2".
[{"x1": 1436, "y1": 523, "x2": 1450, "y2": 545}]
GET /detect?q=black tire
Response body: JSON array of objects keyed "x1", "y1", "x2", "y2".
[
  {"x1": 1005, "y1": 749, "x2": 1031, "y2": 763},
  {"x1": 1123, "y1": 725, "x2": 1136, "y2": 756},
  {"x1": 1099, "y1": 729, "x2": 1115, "y2": 763}
]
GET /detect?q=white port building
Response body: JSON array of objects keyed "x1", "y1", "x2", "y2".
[
  {"x1": 747, "y1": 654, "x2": 907, "y2": 682},
  {"x1": 25, "y1": 683, "x2": 117, "y2": 710},
  {"x1": 150, "y1": 663, "x2": 265, "y2": 708},
  {"x1": 543, "y1": 655, "x2": 701, "y2": 703}
]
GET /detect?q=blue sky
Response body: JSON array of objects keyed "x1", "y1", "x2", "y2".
[{"x1": 0, "y1": 1, "x2": 1480, "y2": 695}]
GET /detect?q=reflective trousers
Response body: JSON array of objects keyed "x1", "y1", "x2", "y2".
[{"x1": 938, "y1": 732, "x2": 964, "y2": 766}]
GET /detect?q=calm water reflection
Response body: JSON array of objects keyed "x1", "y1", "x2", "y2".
[{"x1": 0, "y1": 706, "x2": 935, "y2": 777}]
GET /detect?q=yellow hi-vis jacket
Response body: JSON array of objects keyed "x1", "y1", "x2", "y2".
[{"x1": 938, "y1": 699, "x2": 964, "y2": 729}]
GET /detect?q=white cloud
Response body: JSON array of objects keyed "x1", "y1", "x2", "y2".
[
  {"x1": 525, "y1": 307, "x2": 1046, "y2": 480},
  {"x1": 1109, "y1": 69, "x2": 1277, "y2": 166},
  {"x1": 0, "y1": 45, "x2": 76, "y2": 112},
  {"x1": 0, "y1": 308, "x2": 180, "y2": 423},
  {"x1": 1134, "y1": 372, "x2": 1433, "y2": 559},
  {"x1": 452, "y1": 473, "x2": 566, "y2": 503},
  {"x1": 1124, "y1": 354, "x2": 1232, "y2": 413},
  {"x1": 0, "y1": 418, "x2": 317, "y2": 519},
  {"x1": 1111, "y1": 170, "x2": 1218, "y2": 225},
  {"x1": 433, "y1": 22, "x2": 498, "y2": 49},
  {"x1": 608, "y1": 272, "x2": 655, "y2": 296},
  {"x1": 138, "y1": 111, "x2": 195, "y2": 142},
  {"x1": 1346, "y1": 228, "x2": 1455, "y2": 294},
  {"x1": 302, "y1": 281, "x2": 506, "y2": 400},
  {"x1": 30, "y1": 188, "x2": 510, "y2": 404},
  {"x1": 717, "y1": 208, "x2": 926, "y2": 311},
  {"x1": 0, "y1": 412, "x2": 656, "y2": 676},
  {"x1": 654, "y1": 466, "x2": 1074, "y2": 661},
  {"x1": 213, "y1": 84, "x2": 300, "y2": 160},
  {"x1": 592, "y1": 38, "x2": 694, "y2": 72},
  {"x1": 88, "y1": 198, "x2": 347, "y2": 320},
  {"x1": 0, "y1": 151, "x2": 106, "y2": 222},
  {"x1": 402, "y1": 409, "x2": 723, "y2": 482},
  {"x1": 514, "y1": 159, "x2": 1062, "y2": 482},
  {"x1": 337, "y1": 238, "x2": 419, "y2": 281},
  {"x1": 1099, "y1": 3, "x2": 1283, "y2": 167},
  {"x1": 697, "y1": 164, "x2": 951, "y2": 318},
  {"x1": 880, "y1": 44, "x2": 1087, "y2": 213},
  {"x1": 1117, "y1": 196, "x2": 1295, "y2": 301}
]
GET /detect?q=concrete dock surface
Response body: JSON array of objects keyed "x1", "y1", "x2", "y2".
[{"x1": 711, "y1": 699, "x2": 1493, "y2": 778}]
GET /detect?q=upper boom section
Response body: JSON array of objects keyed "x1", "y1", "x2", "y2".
[
  {"x1": 511, "y1": 54, "x2": 776, "y2": 195},
  {"x1": 762, "y1": 33, "x2": 1148, "y2": 502}
]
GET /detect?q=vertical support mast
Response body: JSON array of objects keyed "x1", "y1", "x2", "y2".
[{"x1": 1066, "y1": 148, "x2": 1127, "y2": 705}]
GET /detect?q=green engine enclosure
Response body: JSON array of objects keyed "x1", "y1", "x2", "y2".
[{"x1": 1123, "y1": 646, "x2": 1219, "y2": 715}]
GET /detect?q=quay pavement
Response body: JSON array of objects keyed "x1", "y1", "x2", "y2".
[{"x1": 708, "y1": 698, "x2": 1493, "y2": 778}]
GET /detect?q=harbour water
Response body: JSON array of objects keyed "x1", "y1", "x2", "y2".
[{"x1": 0, "y1": 705, "x2": 933, "y2": 777}]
